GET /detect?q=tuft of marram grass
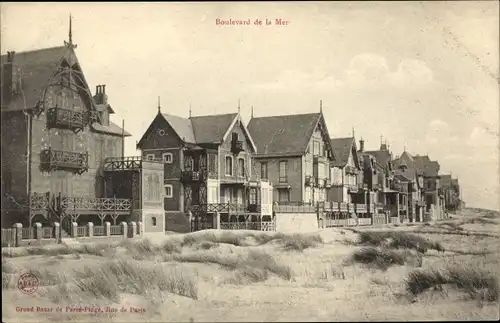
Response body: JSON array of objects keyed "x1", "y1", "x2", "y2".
[
  {"x1": 405, "y1": 266, "x2": 499, "y2": 302},
  {"x1": 281, "y1": 233, "x2": 323, "y2": 252},
  {"x1": 358, "y1": 231, "x2": 444, "y2": 253},
  {"x1": 66, "y1": 258, "x2": 198, "y2": 301},
  {"x1": 351, "y1": 247, "x2": 422, "y2": 271},
  {"x1": 169, "y1": 249, "x2": 292, "y2": 281}
]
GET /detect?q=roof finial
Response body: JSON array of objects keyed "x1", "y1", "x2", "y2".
[
  {"x1": 157, "y1": 96, "x2": 161, "y2": 113},
  {"x1": 189, "y1": 102, "x2": 192, "y2": 118},
  {"x1": 352, "y1": 126, "x2": 355, "y2": 138},
  {"x1": 238, "y1": 98, "x2": 241, "y2": 113},
  {"x1": 320, "y1": 100, "x2": 323, "y2": 113},
  {"x1": 251, "y1": 106, "x2": 254, "y2": 118},
  {"x1": 64, "y1": 14, "x2": 77, "y2": 49}
]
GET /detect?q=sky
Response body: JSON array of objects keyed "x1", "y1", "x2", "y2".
[{"x1": 1, "y1": 1, "x2": 499, "y2": 210}]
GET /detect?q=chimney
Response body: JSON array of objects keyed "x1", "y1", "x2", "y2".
[
  {"x1": 2, "y1": 51, "x2": 15, "y2": 103},
  {"x1": 93, "y1": 84, "x2": 108, "y2": 105},
  {"x1": 359, "y1": 138, "x2": 364, "y2": 152}
]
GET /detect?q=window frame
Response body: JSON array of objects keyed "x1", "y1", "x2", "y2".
[
  {"x1": 164, "y1": 184, "x2": 173, "y2": 198},
  {"x1": 238, "y1": 158, "x2": 245, "y2": 177},
  {"x1": 279, "y1": 160, "x2": 288, "y2": 183},
  {"x1": 146, "y1": 154, "x2": 155, "y2": 161},
  {"x1": 261, "y1": 162, "x2": 268, "y2": 180},
  {"x1": 152, "y1": 217, "x2": 157, "y2": 227},
  {"x1": 225, "y1": 155, "x2": 233, "y2": 176},
  {"x1": 162, "y1": 152, "x2": 173, "y2": 164}
]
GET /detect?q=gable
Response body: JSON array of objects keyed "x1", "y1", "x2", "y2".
[{"x1": 137, "y1": 114, "x2": 183, "y2": 150}]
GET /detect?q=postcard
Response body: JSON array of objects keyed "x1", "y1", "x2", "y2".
[{"x1": 1, "y1": 1, "x2": 499, "y2": 322}]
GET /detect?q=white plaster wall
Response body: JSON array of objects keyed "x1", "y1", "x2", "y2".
[{"x1": 275, "y1": 213, "x2": 319, "y2": 233}]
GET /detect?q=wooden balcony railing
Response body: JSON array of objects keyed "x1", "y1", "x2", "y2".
[
  {"x1": 46, "y1": 107, "x2": 88, "y2": 133},
  {"x1": 59, "y1": 196, "x2": 132, "y2": 212},
  {"x1": 40, "y1": 149, "x2": 89, "y2": 174},
  {"x1": 345, "y1": 166, "x2": 359, "y2": 175},
  {"x1": 355, "y1": 204, "x2": 367, "y2": 213},
  {"x1": 181, "y1": 170, "x2": 207, "y2": 183},
  {"x1": 347, "y1": 184, "x2": 359, "y2": 193}
]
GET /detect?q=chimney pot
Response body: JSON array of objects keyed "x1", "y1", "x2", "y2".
[
  {"x1": 359, "y1": 139, "x2": 364, "y2": 152},
  {"x1": 102, "y1": 85, "x2": 106, "y2": 94}
]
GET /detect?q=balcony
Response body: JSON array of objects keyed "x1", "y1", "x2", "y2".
[
  {"x1": 347, "y1": 184, "x2": 359, "y2": 193},
  {"x1": 47, "y1": 107, "x2": 88, "y2": 133},
  {"x1": 40, "y1": 149, "x2": 89, "y2": 174},
  {"x1": 181, "y1": 170, "x2": 207, "y2": 183},
  {"x1": 305, "y1": 175, "x2": 315, "y2": 187},
  {"x1": 231, "y1": 140, "x2": 244, "y2": 154},
  {"x1": 355, "y1": 204, "x2": 367, "y2": 213},
  {"x1": 345, "y1": 166, "x2": 359, "y2": 175}
]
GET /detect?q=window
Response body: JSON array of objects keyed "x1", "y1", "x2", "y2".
[
  {"x1": 152, "y1": 217, "x2": 157, "y2": 227},
  {"x1": 278, "y1": 189, "x2": 290, "y2": 202},
  {"x1": 279, "y1": 161, "x2": 288, "y2": 183},
  {"x1": 249, "y1": 188, "x2": 257, "y2": 204},
  {"x1": 261, "y1": 162, "x2": 268, "y2": 180},
  {"x1": 164, "y1": 184, "x2": 173, "y2": 198},
  {"x1": 208, "y1": 154, "x2": 217, "y2": 173},
  {"x1": 162, "y1": 152, "x2": 173, "y2": 164},
  {"x1": 225, "y1": 156, "x2": 233, "y2": 176},
  {"x1": 232, "y1": 132, "x2": 239, "y2": 142},
  {"x1": 313, "y1": 141, "x2": 320, "y2": 156},
  {"x1": 238, "y1": 158, "x2": 245, "y2": 177},
  {"x1": 146, "y1": 154, "x2": 155, "y2": 161}
]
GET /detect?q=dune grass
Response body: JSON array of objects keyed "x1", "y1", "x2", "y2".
[
  {"x1": 358, "y1": 231, "x2": 445, "y2": 253},
  {"x1": 350, "y1": 247, "x2": 423, "y2": 271},
  {"x1": 406, "y1": 266, "x2": 499, "y2": 302}
]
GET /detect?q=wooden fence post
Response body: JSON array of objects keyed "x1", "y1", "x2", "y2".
[
  {"x1": 13, "y1": 223, "x2": 22, "y2": 247},
  {"x1": 105, "y1": 222, "x2": 111, "y2": 236},
  {"x1": 120, "y1": 222, "x2": 128, "y2": 239},
  {"x1": 35, "y1": 222, "x2": 42, "y2": 242},
  {"x1": 71, "y1": 222, "x2": 78, "y2": 238},
  {"x1": 87, "y1": 222, "x2": 94, "y2": 238},
  {"x1": 54, "y1": 222, "x2": 60, "y2": 243},
  {"x1": 129, "y1": 222, "x2": 137, "y2": 238}
]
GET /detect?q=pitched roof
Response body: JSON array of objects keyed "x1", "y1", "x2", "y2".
[
  {"x1": 440, "y1": 174, "x2": 453, "y2": 187},
  {"x1": 330, "y1": 137, "x2": 355, "y2": 167},
  {"x1": 138, "y1": 112, "x2": 256, "y2": 149},
  {"x1": 92, "y1": 121, "x2": 132, "y2": 137},
  {"x1": 247, "y1": 113, "x2": 323, "y2": 156},
  {"x1": 413, "y1": 155, "x2": 440, "y2": 177},
  {"x1": 392, "y1": 151, "x2": 418, "y2": 181},
  {"x1": 1, "y1": 46, "x2": 68, "y2": 112},
  {"x1": 1, "y1": 46, "x2": 130, "y2": 137},
  {"x1": 363, "y1": 149, "x2": 392, "y2": 169},
  {"x1": 190, "y1": 113, "x2": 238, "y2": 144},
  {"x1": 162, "y1": 113, "x2": 196, "y2": 144}
]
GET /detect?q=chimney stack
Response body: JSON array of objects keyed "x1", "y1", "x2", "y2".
[
  {"x1": 93, "y1": 84, "x2": 108, "y2": 105},
  {"x1": 359, "y1": 137, "x2": 364, "y2": 152},
  {"x1": 2, "y1": 51, "x2": 16, "y2": 103}
]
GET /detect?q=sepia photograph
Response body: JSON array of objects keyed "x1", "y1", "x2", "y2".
[{"x1": 1, "y1": 1, "x2": 499, "y2": 322}]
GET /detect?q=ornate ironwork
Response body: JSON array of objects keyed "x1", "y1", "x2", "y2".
[
  {"x1": 46, "y1": 106, "x2": 88, "y2": 133},
  {"x1": 103, "y1": 156, "x2": 143, "y2": 172},
  {"x1": 181, "y1": 170, "x2": 207, "y2": 183},
  {"x1": 40, "y1": 148, "x2": 89, "y2": 174},
  {"x1": 59, "y1": 196, "x2": 131, "y2": 212}
]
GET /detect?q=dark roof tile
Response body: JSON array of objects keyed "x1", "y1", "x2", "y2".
[{"x1": 247, "y1": 113, "x2": 321, "y2": 156}]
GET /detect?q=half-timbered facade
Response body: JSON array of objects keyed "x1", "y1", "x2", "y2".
[
  {"x1": 247, "y1": 111, "x2": 335, "y2": 205},
  {"x1": 136, "y1": 109, "x2": 273, "y2": 231}
]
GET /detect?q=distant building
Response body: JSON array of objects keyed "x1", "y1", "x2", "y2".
[{"x1": 413, "y1": 155, "x2": 446, "y2": 220}]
